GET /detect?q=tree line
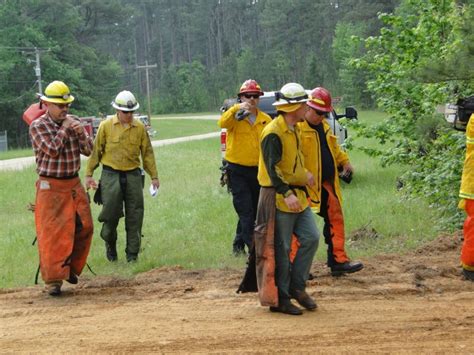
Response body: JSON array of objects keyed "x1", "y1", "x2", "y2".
[{"x1": 0, "y1": 0, "x2": 397, "y2": 146}]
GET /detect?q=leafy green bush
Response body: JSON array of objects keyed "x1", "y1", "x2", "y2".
[{"x1": 350, "y1": 0, "x2": 471, "y2": 230}]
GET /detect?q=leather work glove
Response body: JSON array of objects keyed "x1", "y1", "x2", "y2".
[{"x1": 93, "y1": 182, "x2": 103, "y2": 205}]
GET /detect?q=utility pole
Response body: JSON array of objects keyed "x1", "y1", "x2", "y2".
[
  {"x1": 136, "y1": 60, "x2": 157, "y2": 119},
  {"x1": 23, "y1": 47, "x2": 48, "y2": 95},
  {"x1": 34, "y1": 47, "x2": 43, "y2": 94}
]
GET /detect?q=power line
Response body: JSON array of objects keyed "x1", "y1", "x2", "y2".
[
  {"x1": 0, "y1": 47, "x2": 50, "y2": 95},
  {"x1": 0, "y1": 81, "x2": 38, "y2": 105},
  {"x1": 0, "y1": 46, "x2": 49, "y2": 51}
]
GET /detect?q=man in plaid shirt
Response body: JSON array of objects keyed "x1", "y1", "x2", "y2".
[{"x1": 29, "y1": 80, "x2": 94, "y2": 296}]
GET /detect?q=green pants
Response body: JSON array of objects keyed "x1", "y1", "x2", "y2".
[{"x1": 98, "y1": 167, "x2": 144, "y2": 256}]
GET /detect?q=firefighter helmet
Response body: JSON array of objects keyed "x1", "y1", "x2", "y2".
[
  {"x1": 238, "y1": 79, "x2": 263, "y2": 96},
  {"x1": 307, "y1": 87, "x2": 333, "y2": 112},
  {"x1": 111, "y1": 90, "x2": 140, "y2": 111},
  {"x1": 40, "y1": 81, "x2": 75, "y2": 104},
  {"x1": 272, "y1": 83, "x2": 308, "y2": 106}
]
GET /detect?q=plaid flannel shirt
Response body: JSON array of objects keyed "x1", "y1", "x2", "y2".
[{"x1": 29, "y1": 114, "x2": 93, "y2": 178}]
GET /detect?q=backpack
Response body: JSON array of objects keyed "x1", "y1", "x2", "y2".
[{"x1": 23, "y1": 101, "x2": 46, "y2": 126}]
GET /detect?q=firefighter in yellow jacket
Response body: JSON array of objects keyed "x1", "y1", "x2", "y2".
[
  {"x1": 218, "y1": 79, "x2": 271, "y2": 255},
  {"x1": 459, "y1": 114, "x2": 474, "y2": 281},
  {"x1": 300, "y1": 87, "x2": 363, "y2": 276},
  {"x1": 85, "y1": 91, "x2": 159, "y2": 263},
  {"x1": 256, "y1": 83, "x2": 320, "y2": 315}
]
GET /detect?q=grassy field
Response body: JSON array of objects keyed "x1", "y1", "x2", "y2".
[
  {"x1": 151, "y1": 118, "x2": 219, "y2": 140},
  {"x1": 0, "y1": 117, "x2": 219, "y2": 160},
  {"x1": 0, "y1": 110, "x2": 439, "y2": 288}
]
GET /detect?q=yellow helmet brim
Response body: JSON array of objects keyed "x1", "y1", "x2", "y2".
[{"x1": 275, "y1": 103, "x2": 302, "y2": 113}]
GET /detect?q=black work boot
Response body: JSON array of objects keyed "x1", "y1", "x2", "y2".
[
  {"x1": 126, "y1": 253, "x2": 138, "y2": 263},
  {"x1": 330, "y1": 261, "x2": 364, "y2": 276},
  {"x1": 45, "y1": 281, "x2": 62, "y2": 297},
  {"x1": 463, "y1": 268, "x2": 474, "y2": 281},
  {"x1": 66, "y1": 271, "x2": 78, "y2": 284},
  {"x1": 269, "y1": 299, "x2": 303, "y2": 315},
  {"x1": 105, "y1": 241, "x2": 118, "y2": 262},
  {"x1": 290, "y1": 290, "x2": 317, "y2": 310}
]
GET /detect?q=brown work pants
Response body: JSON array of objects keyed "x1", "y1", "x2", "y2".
[{"x1": 35, "y1": 177, "x2": 93, "y2": 283}]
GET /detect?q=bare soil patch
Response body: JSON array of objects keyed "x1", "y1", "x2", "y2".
[{"x1": 1, "y1": 233, "x2": 474, "y2": 353}]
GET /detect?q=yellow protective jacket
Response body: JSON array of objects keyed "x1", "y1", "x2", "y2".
[
  {"x1": 299, "y1": 119, "x2": 350, "y2": 213},
  {"x1": 218, "y1": 104, "x2": 271, "y2": 166},
  {"x1": 258, "y1": 115, "x2": 308, "y2": 213},
  {"x1": 86, "y1": 115, "x2": 158, "y2": 179},
  {"x1": 460, "y1": 114, "x2": 474, "y2": 207}
]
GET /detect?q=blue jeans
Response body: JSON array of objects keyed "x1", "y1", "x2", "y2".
[{"x1": 274, "y1": 207, "x2": 319, "y2": 299}]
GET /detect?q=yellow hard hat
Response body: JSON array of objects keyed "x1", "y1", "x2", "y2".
[
  {"x1": 40, "y1": 81, "x2": 75, "y2": 104},
  {"x1": 275, "y1": 103, "x2": 303, "y2": 113}
]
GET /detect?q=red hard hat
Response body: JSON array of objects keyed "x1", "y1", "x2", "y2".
[
  {"x1": 307, "y1": 87, "x2": 332, "y2": 112},
  {"x1": 238, "y1": 79, "x2": 263, "y2": 96}
]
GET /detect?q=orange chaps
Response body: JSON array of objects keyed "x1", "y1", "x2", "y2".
[
  {"x1": 319, "y1": 181, "x2": 349, "y2": 265},
  {"x1": 461, "y1": 199, "x2": 474, "y2": 270},
  {"x1": 35, "y1": 177, "x2": 93, "y2": 283},
  {"x1": 254, "y1": 187, "x2": 278, "y2": 307},
  {"x1": 289, "y1": 182, "x2": 348, "y2": 265}
]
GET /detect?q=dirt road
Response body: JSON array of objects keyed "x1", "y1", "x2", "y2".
[{"x1": 1, "y1": 234, "x2": 473, "y2": 353}]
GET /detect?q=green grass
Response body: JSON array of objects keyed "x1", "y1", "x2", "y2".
[
  {"x1": 314, "y1": 110, "x2": 439, "y2": 262},
  {"x1": 0, "y1": 118, "x2": 220, "y2": 160},
  {"x1": 0, "y1": 110, "x2": 440, "y2": 288},
  {"x1": 151, "y1": 118, "x2": 219, "y2": 140},
  {"x1": 0, "y1": 148, "x2": 32, "y2": 160},
  {"x1": 151, "y1": 112, "x2": 218, "y2": 119}
]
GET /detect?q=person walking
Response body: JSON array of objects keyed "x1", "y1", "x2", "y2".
[
  {"x1": 218, "y1": 79, "x2": 271, "y2": 255},
  {"x1": 459, "y1": 113, "x2": 474, "y2": 281},
  {"x1": 29, "y1": 80, "x2": 94, "y2": 296},
  {"x1": 300, "y1": 87, "x2": 363, "y2": 276},
  {"x1": 85, "y1": 90, "x2": 159, "y2": 263},
  {"x1": 256, "y1": 82, "x2": 320, "y2": 315}
]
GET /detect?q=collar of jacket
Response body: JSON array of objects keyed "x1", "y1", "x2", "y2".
[
  {"x1": 274, "y1": 114, "x2": 300, "y2": 135},
  {"x1": 112, "y1": 114, "x2": 138, "y2": 127},
  {"x1": 299, "y1": 119, "x2": 329, "y2": 133}
]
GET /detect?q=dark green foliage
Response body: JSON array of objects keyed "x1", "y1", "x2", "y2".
[
  {"x1": 0, "y1": 0, "x2": 398, "y2": 148},
  {"x1": 352, "y1": 0, "x2": 473, "y2": 230}
]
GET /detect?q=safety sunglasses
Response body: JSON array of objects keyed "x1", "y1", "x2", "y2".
[
  {"x1": 313, "y1": 108, "x2": 328, "y2": 117},
  {"x1": 243, "y1": 93, "x2": 260, "y2": 99},
  {"x1": 53, "y1": 103, "x2": 71, "y2": 109},
  {"x1": 120, "y1": 110, "x2": 135, "y2": 114}
]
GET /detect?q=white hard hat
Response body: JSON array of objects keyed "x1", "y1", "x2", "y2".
[
  {"x1": 272, "y1": 83, "x2": 309, "y2": 106},
  {"x1": 111, "y1": 90, "x2": 140, "y2": 111}
]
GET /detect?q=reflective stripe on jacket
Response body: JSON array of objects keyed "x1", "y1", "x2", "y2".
[
  {"x1": 258, "y1": 115, "x2": 308, "y2": 212},
  {"x1": 460, "y1": 114, "x2": 474, "y2": 206},
  {"x1": 299, "y1": 119, "x2": 350, "y2": 213},
  {"x1": 218, "y1": 104, "x2": 270, "y2": 167}
]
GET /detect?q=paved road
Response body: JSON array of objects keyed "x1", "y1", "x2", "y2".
[{"x1": 0, "y1": 132, "x2": 220, "y2": 172}]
